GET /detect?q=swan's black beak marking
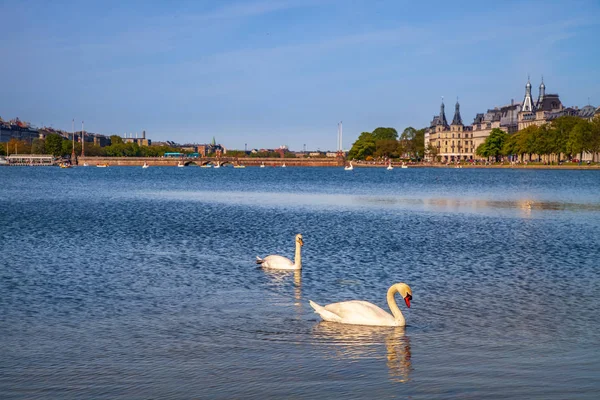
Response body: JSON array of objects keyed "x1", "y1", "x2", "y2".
[{"x1": 404, "y1": 293, "x2": 412, "y2": 308}]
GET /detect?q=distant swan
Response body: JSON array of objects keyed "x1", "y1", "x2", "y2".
[
  {"x1": 387, "y1": 162, "x2": 393, "y2": 170},
  {"x1": 256, "y1": 234, "x2": 303, "y2": 270},
  {"x1": 344, "y1": 162, "x2": 353, "y2": 171},
  {"x1": 309, "y1": 283, "x2": 412, "y2": 327}
]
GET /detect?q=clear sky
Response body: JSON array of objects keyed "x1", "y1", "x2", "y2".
[{"x1": 1, "y1": 0, "x2": 599, "y2": 151}]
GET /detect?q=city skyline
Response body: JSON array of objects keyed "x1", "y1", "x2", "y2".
[{"x1": 1, "y1": 0, "x2": 599, "y2": 151}]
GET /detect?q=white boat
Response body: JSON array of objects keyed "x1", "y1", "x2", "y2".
[
  {"x1": 177, "y1": 162, "x2": 185, "y2": 168},
  {"x1": 142, "y1": 162, "x2": 149, "y2": 169},
  {"x1": 282, "y1": 163, "x2": 286, "y2": 168},
  {"x1": 234, "y1": 164, "x2": 246, "y2": 169},
  {"x1": 387, "y1": 162, "x2": 393, "y2": 170},
  {"x1": 200, "y1": 164, "x2": 212, "y2": 168},
  {"x1": 401, "y1": 165, "x2": 408, "y2": 169},
  {"x1": 344, "y1": 162, "x2": 353, "y2": 171},
  {"x1": 97, "y1": 163, "x2": 108, "y2": 168}
]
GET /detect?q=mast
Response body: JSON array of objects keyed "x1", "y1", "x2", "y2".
[
  {"x1": 81, "y1": 121, "x2": 85, "y2": 157},
  {"x1": 71, "y1": 119, "x2": 75, "y2": 161}
]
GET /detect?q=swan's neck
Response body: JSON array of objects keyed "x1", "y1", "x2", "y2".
[
  {"x1": 387, "y1": 286, "x2": 405, "y2": 326},
  {"x1": 294, "y1": 241, "x2": 302, "y2": 269}
]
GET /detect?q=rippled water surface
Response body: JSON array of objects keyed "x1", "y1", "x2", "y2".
[{"x1": 1, "y1": 166, "x2": 599, "y2": 399}]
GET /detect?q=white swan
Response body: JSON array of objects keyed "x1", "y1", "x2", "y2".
[
  {"x1": 387, "y1": 162, "x2": 393, "y2": 170},
  {"x1": 256, "y1": 234, "x2": 303, "y2": 270},
  {"x1": 142, "y1": 162, "x2": 149, "y2": 169},
  {"x1": 309, "y1": 282, "x2": 412, "y2": 327},
  {"x1": 344, "y1": 162, "x2": 353, "y2": 171}
]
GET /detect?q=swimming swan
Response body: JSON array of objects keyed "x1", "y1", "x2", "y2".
[
  {"x1": 256, "y1": 234, "x2": 303, "y2": 270},
  {"x1": 344, "y1": 162, "x2": 353, "y2": 171},
  {"x1": 309, "y1": 282, "x2": 412, "y2": 326}
]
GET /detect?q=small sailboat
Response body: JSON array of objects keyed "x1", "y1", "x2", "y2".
[
  {"x1": 344, "y1": 162, "x2": 353, "y2": 171},
  {"x1": 142, "y1": 162, "x2": 150, "y2": 169},
  {"x1": 177, "y1": 161, "x2": 185, "y2": 168},
  {"x1": 387, "y1": 162, "x2": 393, "y2": 170}
]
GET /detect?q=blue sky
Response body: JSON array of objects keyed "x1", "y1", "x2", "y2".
[{"x1": 1, "y1": 0, "x2": 599, "y2": 151}]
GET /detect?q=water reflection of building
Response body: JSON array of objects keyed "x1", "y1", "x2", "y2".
[{"x1": 312, "y1": 323, "x2": 412, "y2": 383}]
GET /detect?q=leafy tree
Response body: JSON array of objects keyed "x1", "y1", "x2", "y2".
[
  {"x1": 0, "y1": 143, "x2": 5, "y2": 156},
  {"x1": 425, "y1": 143, "x2": 438, "y2": 160},
  {"x1": 589, "y1": 116, "x2": 600, "y2": 162},
  {"x1": 110, "y1": 135, "x2": 124, "y2": 145},
  {"x1": 516, "y1": 125, "x2": 538, "y2": 160},
  {"x1": 31, "y1": 138, "x2": 46, "y2": 154},
  {"x1": 413, "y1": 129, "x2": 426, "y2": 159},
  {"x1": 347, "y1": 131, "x2": 376, "y2": 159},
  {"x1": 567, "y1": 119, "x2": 593, "y2": 162},
  {"x1": 476, "y1": 128, "x2": 508, "y2": 161},
  {"x1": 399, "y1": 127, "x2": 416, "y2": 158},
  {"x1": 374, "y1": 139, "x2": 399, "y2": 158},
  {"x1": 372, "y1": 127, "x2": 398, "y2": 141},
  {"x1": 45, "y1": 134, "x2": 63, "y2": 157}
]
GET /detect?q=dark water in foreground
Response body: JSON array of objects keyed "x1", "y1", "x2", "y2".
[{"x1": 1, "y1": 166, "x2": 599, "y2": 399}]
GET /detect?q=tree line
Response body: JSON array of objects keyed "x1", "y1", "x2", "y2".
[
  {"x1": 0, "y1": 134, "x2": 181, "y2": 158},
  {"x1": 476, "y1": 115, "x2": 600, "y2": 162},
  {"x1": 347, "y1": 127, "x2": 426, "y2": 160}
]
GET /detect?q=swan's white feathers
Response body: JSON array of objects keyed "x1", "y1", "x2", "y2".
[
  {"x1": 259, "y1": 255, "x2": 295, "y2": 269},
  {"x1": 309, "y1": 301, "x2": 343, "y2": 323},
  {"x1": 311, "y1": 300, "x2": 396, "y2": 326}
]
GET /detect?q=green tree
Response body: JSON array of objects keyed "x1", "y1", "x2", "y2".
[
  {"x1": 589, "y1": 116, "x2": 600, "y2": 162},
  {"x1": 45, "y1": 134, "x2": 63, "y2": 157},
  {"x1": 31, "y1": 138, "x2": 46, "y2": 154},
  {"x1": 110, "y1": 135, "x2": 124, "y2": 145},
  {"x1": 413, "y1": 129, "x2": 426, "y2": 159},
  {"x1": 567, "y1": 119, "x2": 593, "y2": 162},
  {"x1": 374, "y1": 139, "x2": 399, "y2": 158},
  {"x1": 425, "y1": 143, "x2": 438, "y2": 160},
  {"x1": 476, "y1": 128, "x2": 508, "y2": 161},
  {"x1": 372, "y1": 127, "x2": 398, "y2": 141},
  {"x1": 348, "y1": 131, "x2": 376, "y2": 160},
  {"x1": 399, "y1": 127, "x2": 416, "y2": 158}
]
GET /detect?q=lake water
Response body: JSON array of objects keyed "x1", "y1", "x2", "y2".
[{"x1": 1, "y1": 166, "x2": 599, "y2": 399}]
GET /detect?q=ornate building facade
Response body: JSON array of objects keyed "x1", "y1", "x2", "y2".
[
  {"x1": 426, "y1": 99, "x2": 474, "y2": 162},
  {"x1": 425, "y1": 78, "x2": 597, "y2": 162}
]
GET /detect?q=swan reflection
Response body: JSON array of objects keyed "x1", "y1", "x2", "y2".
[
  {"x1": 312, "y1": 322, "x2": 412, "y2": 383},
  {"x1": 262, "y1": 269, "x2": 302, "y2": 308}
]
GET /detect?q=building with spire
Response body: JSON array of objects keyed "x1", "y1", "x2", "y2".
[
  {"x1": 425, "y1": 77, "x2": 597, "y2": 162},
  {"x1": 518, "y1": 78, "x2": 564, "y2": 130},
  {"x1": 426, "y1": 99, "x2": 475, "y2": 162}
]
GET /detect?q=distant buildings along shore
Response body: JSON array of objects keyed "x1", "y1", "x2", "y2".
[{"x1": 425, "y1": 78, "x2": 600, "y2": 162}]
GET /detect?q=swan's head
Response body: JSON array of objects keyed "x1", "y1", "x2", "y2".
[
  {"x1": 393, "y1": 283, "x2": 412, "y2": 308},
  {"x1": 295, "y1": 234, "x2": 304, "y2": 246}
]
